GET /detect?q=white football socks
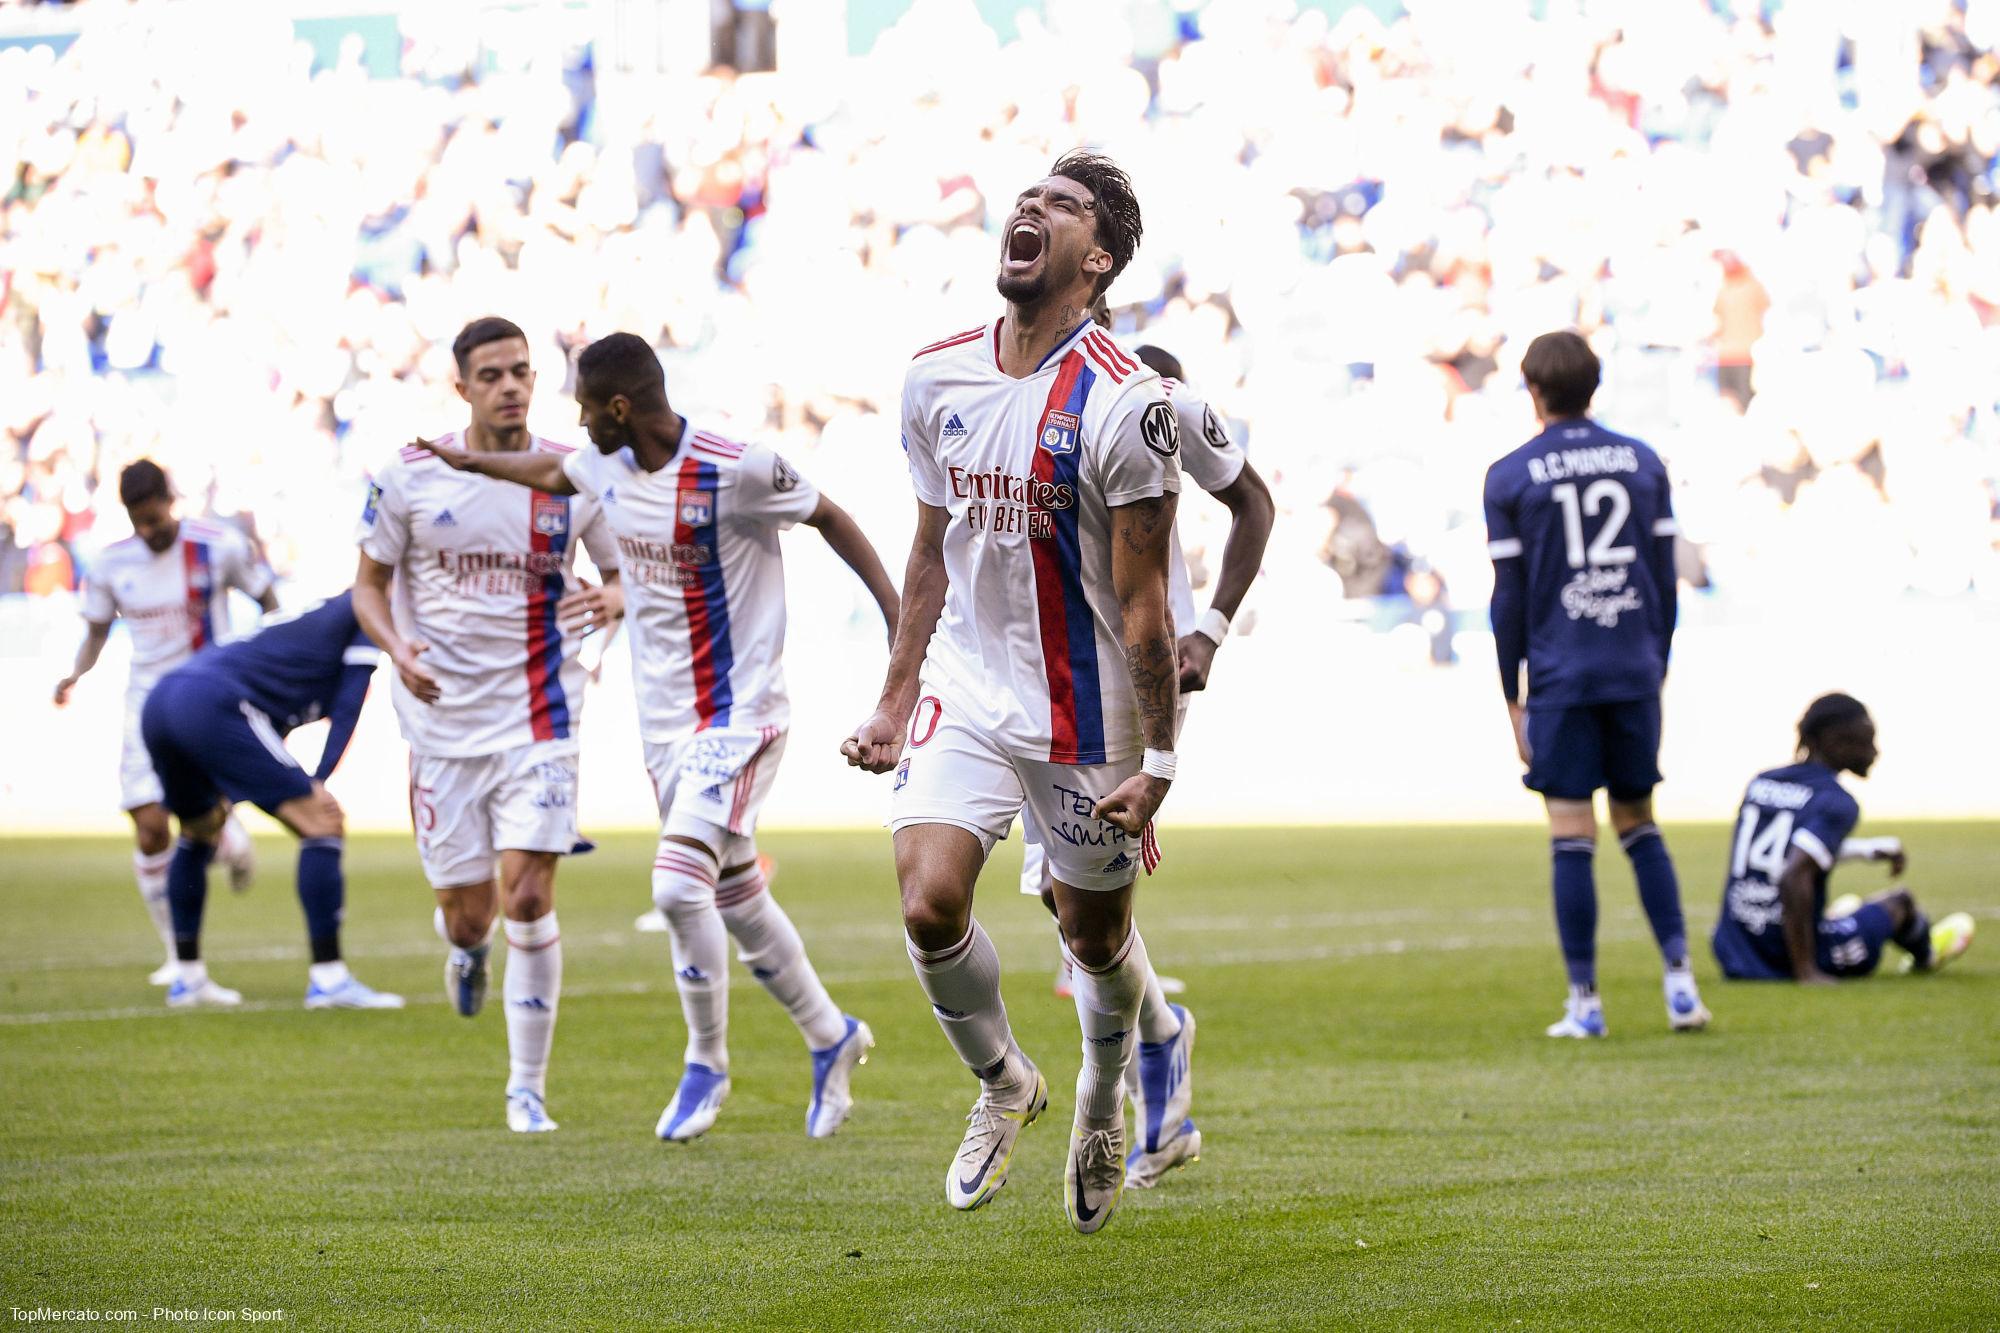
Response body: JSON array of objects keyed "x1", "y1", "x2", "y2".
[
  {"x1": 1069, "y1": 929, "x2": 1150, "y2": 1122},
  {"x1": 133, "y1": 847, "x2": 174, "y2": 958},
  {"x1": 908, "y1": 919, "x2": 1016, "y2": 1079},
  {"x1": 1136, "y1": 959, "x2": 1178, "y2": 1043},
  {"x1": 217, "y1": 813, "x2": 253, "y2": 873},
  {"x1": 653, "y1": 840, "x2": 730, "y2": 1072},
  {"x1": 717, "y1": 862, "x2": 846, "y2": 1050},
  {"x1": 503, "y1": 913, "x2": 562, "y2": 1098}
]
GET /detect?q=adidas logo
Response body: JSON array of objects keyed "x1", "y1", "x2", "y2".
[
  {"x1": 941, "y1": 413, "x2": 968, "y2": 438},
  {"x1": 1102, "y1": 851, "x2": 1133, "y2": 873},
  {"x1": 432, "y1": 509, "x2": 457, "y2": 527},
  {"x1": 511, "y1": 996, "x2": 552, "y2": 1011},
  {"x1": 602, "y1": 486, "x2": 617, "y2": 505}
]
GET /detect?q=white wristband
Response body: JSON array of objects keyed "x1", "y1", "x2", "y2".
[
  {"x1": 1196, "y1": 606, "x2": 1231, "y2": 646},
  {"x1": 1837, "y1": 836, "x2": 1901, "y2": 864},
  {"x1": 1141, "y1": 748, "x2": 1177, "y2": 781}
]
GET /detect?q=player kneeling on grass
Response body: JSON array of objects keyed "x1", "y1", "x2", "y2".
[
  {"x1": 140, "y1": 591, "x2": 402, "y2": 1011},
  {"x1": 1711, "y1": 693, "x2": 1974, "y2": 984},
  {"x1": 416, "y1": 333, "x2": 900, "y2": 1143}
]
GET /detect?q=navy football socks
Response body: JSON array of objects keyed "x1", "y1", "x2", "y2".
[
  {"x1": 1619, "y1": 823, "x2": 1689, "y2": 968},
  {"x1": 298, "y1": 837, "x2": 346, "y2": 964},
  {"x1": 1551, "y1": 838, "x2": 1598, "y2": 990},
  {"x1": 167, "y1": 837, "x2": 215, "y2": 961}
]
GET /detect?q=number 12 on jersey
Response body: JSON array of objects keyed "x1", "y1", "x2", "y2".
[{"x1": 1551, "y1": 480, "x2": 1634, "y2": 568}]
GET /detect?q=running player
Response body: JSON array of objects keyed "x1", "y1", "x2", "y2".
[
  {"x1": 1017, "y1": 330, "x2": 1274, "y2": 1190},
  {"x1": 140, "y1": 591, "x2": 401, "y2": 1011},
  {"x1": 414, "y1": 331, "x2": 899, "y2": 1143},
  {"x1": 352, "y1": 316, "x2": 622, "y2": 1134},
  {"x1": 1711, "y1": 693, "x2": 1974, "y2": 983},
  {"x1": 843, "y1": 150, "x2": 1183, "y2": 1233},
  {"x1": 55, "y1": 460, "x2": 273, "y2": 986},
  {"x1": 1484, "y1": 330, "x2": 1710, "y2": 1038}
]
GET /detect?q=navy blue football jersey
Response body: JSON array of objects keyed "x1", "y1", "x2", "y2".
[
  {"x1": 1709, "y1": 761, "x2": 1861, "y2": 980},
  {"x1": 1484, "y1": 419, "x2": 1678, "y2": 707},
  {"x1": 188, "y1": 591, "x2": 379, "y2": 732}
]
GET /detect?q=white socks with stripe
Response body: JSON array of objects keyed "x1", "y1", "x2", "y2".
[
  {"x1": 1069, "y1": 928, "x2": 1151, "y2": 1122},
  {"x1": 907, "y1": 919, "x2": 1016, "y2": 1079},
  {"x1": 503, "y1": 913, "x2": 561, "y2": 1098},
  {"x1": 133, "y1": 847, "x2": 175, "y2": 960},
  {"x1": 653, "y1": 840, "x2": 730, "y2": 1071},
  {"x1": 717, "y1": 861, "x2": 846, "y2": 1050}
]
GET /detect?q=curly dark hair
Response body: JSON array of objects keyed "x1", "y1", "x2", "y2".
[
  {"x1": 118, "y1": 459, "x2": 171, "y2": 507},
  {"x1": 1797, "y1": 692, "x2": 1869, "y2": 756},
  {"x1": 575, "y1": 332, "x2": 667, "y2": 410},
  {"x1": 1050, "y1": 148, "x2": 1143, "y2": 300}
]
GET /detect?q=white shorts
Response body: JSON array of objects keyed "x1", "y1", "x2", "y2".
[
  {"x1": 408, "y1": 739, "x2": 581, "y2": 890},
  {"x1": 1018, "y1": 694, "x2": 1187, "y2": 894},
  {"x1": 121, "y1": 684, "x2": 164, "y2": 811},
  {"x1": 892, "y1": 695, "x2": 1160, "y2": 893},
  {"x1": 645, "y1": 725, "x2": 785, "y2": 860}
]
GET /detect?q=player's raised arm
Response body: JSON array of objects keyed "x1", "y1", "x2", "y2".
[
  {"x1": 803, "y1": 494, "x2": 901, "y2": 644},
  {"x1": 842, "y1": 500, "x2": 949, "y2": 773},
  {"x1": 414, "y1": 435, "x2": 577, "y2": 495},
  {"x1": 1093, "y1": 489, "x2": 1180, "y2": 834}
]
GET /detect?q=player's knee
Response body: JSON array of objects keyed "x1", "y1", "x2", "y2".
[
  {"x1": 130, "y1": 805, "x2": 173, "y2": 854},
  {"x1": 652, "y1": 858, "x2": 715, "y2": 916},
  {"x1": 502, "y1": 853, "x2": 558, "y2": 920},
  {"x1": 1062, "y1": 920, "x2": 1126, "y2": 972},
  {"x1": 180, "y1": 803, "x2": 228, "y2": 846},
  {"x1": 899, "y1": 878, "x2": 970, "y2": 952},
  {"x1": 441, "y1": 897, "x2": 494, "y2": 948}
]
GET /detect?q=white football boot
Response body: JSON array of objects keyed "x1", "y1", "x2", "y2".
[
  {"x1": 166, "y1": 974, "x2": 243, "y2": 1009},
  {"x1": 1664, "y1": 966, "x2": 1711, "y2": 1031},
  {"x1": 1127, "y1": 1004, "x2": 1200, "y2": 1188},
  {"x1": 946, "y1": 1056, "x2": 1047, "y2": 1211},
  {"x1": 1546, "y1": 991, "x2": 1607, "y2": 1038},
  {"x1": 304, "y1": 973, "x2": 406, "y2": 1010},
  {"x1": 656, "y1": 1063, "x2": 731, "y2": 1142},
  {"x1": 1063, "y1": 1100, "x2": 1129, "y2": 1235},
  {"x1": 806, "y1": 1016, "x2": 874, "y2": 1139},
  {"x1": 506, "y1": 1088, "x2": 559, "y2": 1134}
]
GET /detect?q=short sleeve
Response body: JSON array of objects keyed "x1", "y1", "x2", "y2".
[
  {"x1": 561, "y1": 448, "x2": 600, "y2": 499},
  {"x1": 79, "y1": 556, "x2": 116, "y2": 624},
  {"x1": 1171, "y1": 386, "x2": 1247, "y2": 494},
  {"x1": 1094, "y1": 380, "x2": 1182, "y2": 507},
  {"x1": 1792, "y1": 789, "x2": 1860, "y2": 871},
  {"x1": 578, "y1": 499, "x2": 619, "y2": 575},
  {"x1": 900, "y1": 371, "x2": 948, "y2": 506},
  {"x1": 217, "y1": 527, "x2": 274, "y2": 601},
  {"x1": 1484, "y1": 463, "x2": 1522, "y2": 561},
  {"x1": 732, "y1": 443, "x2": 821, "y2": 530},
  {"x1": 1650, "y1": 462, "x2": 1679, "y2": 540},
  {"x1": 357, "y1": 469, "x2": 410, "y2": 567}
]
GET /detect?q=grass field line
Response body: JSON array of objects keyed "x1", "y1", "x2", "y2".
[{"x1": 0, "y1": 927, "x2": 1617, "y2": 1027}]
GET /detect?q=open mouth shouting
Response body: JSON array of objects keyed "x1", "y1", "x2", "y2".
[{"x1": 1003, "y1": 220, "x2": 1046, "y2": 274}]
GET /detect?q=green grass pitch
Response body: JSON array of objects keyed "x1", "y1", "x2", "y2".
[{"x1": 3, "y1": 825, "x2": 1995, "y2": 1329}]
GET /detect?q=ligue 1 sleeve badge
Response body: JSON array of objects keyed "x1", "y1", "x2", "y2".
[{"x1": 1039, "y1": 409, "x2": 1081, "y2": 457}]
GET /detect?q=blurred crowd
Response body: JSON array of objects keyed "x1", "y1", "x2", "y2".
[{"x1": 5, "y1": 0, "x2": 2000, "y2": 647}]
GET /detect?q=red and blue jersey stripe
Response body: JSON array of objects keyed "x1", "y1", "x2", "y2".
[
  {"x1": 675, "y1": 456, "x2": 737, "y2": 730},
  {"x1": 182, "y1": 538, "x2": 216, "y2": 650},
  {"x1": 1029, "y1": 350, "x2": 1107, "y2": 764},
  {"x1": 524, "y1": 492, "x2": 572, "y2": 741}
]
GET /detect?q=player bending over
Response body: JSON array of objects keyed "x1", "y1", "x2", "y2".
[
  {"x1": 845, "y1": 150, "x2": 1182, "y2": 1234},
  {"x1": 56, "y1": 460, "x2": 273, "y2": 985},
  {"x1": 418, "y1": 332, "x2": 899, "y2": 1142},
  {"x1": 1016, "y1": 331, "x2": 1275, "y2": 1190},
  {"x1": 140, "y1": 591, "x2": 401, "y2": 1010},
  {"x1": 1711, "y1": 693, "x2": 1974, "y2": 983},
  {"x1": 1484, "y1": 330, "x2": 1709, "y2": 1038},
  {"x1": 353, "y1": 316, "x2": 623, "y2": 1134}
]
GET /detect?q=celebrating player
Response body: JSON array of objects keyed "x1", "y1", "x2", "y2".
[
  {"x1": 1711, "y1": 693, "x2": 1974, "y2": 983},
  {"x1": 1484, "y1": 330, "x2": 1710, "y2": 1039},
  {"x1": 140, "y1": 591, "x2": 400, "y2": 1010},
  {"x1": 352, "y1": 317, "x2": 622, "y2": 1134},
  {"x1": 55, "y1": 460, "x2": 274, "y2": 986},
  {"x1": 843, "y1": 150, "x2": 1182, "y2": 1233},
  {"x1": 415, "y1": 331, "x2": 898, "y2": 1143},
  {"x1": 1016, "y1": 331, "x2": 1274, "y2": 1190}
]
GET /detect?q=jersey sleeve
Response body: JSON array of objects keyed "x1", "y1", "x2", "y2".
[
  {"x1": 560, "y1": 448, "x2": 601, "y2": 500},
  {"x1": 900, "y1": 370, "x2": 948, "y2": 507},
  {"x1": 1093, "y1": 379, "x2": 1182, "y2": 507},
  {"x1": 356, "y1": 467, "x2": 410, "y2": 567},
  {"x1": 732, "y1": 443, "x2": 821, "y2": 531},
  {"x1": 1792, "y1": 787, "x2": 1861, "y2": 872},
  {"x1": 1171, "y1": 386, "x2": 1247, "y2": 494},
  {"x1": 578, "y1": 498, "x2": 619, "y2": 576},
  {"x1": 216, "y1": 527, "x2": 275, "y2": 601},
  {"x1": 79, "y1": 554, "x2": 116, "y2": 624},
  {"x1": 1484, "y1": 460, "x2": 1528, "y2": 702}
]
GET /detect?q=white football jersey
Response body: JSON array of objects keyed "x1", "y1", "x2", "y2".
[
  {"x1": 561, "y1": 427, "x2": 819, "y2": 742},
  {"x1": 1159, "y1": 376, "x2": 1248, "y2": 637},
  {"x1": 81, "y1": 518, "x2": 273, "y2": 692},
  {"x1": 900, "y1": 318, "x2": 1182, "y2": 765},
  {"x1": 358, "y1": 433, "x2": 617, "y2": 758}
]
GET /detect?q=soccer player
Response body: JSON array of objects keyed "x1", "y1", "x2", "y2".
[
  {"x1": 843, "y1": 150, "x2": 1183, "y2": 1233},
  {"x1": 1484, "y1": 330, "x2": 1710, "y2": 1039},
  {"x1": 1016, "y1": 332, "x2": 1275, "y2": 1190},
  {"x1": 352, "y1": 316, "x2": 622, "y2": 1134},
  {"x1": 414, "y1": 331, "x2": 898, "y2": 1143},
  {"x1": 140, "y1": 591, "x2": 401, "y2": 1011},
  {"x1": 1711, "y1": 693, "x2": 1974, "y2": 983},
  {"x1": 55, "y1": 460, "x2": 274, "y2": 986}
]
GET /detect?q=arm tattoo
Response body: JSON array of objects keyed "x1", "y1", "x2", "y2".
[
  {"x1": 1124, "y1": 637, "x2": 1178, "y2": 750},
  {"x1": 1117, "y1": 494, "x2": 1171, "y2": 556}
]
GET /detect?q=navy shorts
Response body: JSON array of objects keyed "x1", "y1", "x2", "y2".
[
  {"x1": 1818, "y1": 902, "x2": 1895, "y2": 978},
  {"x1": 1524, "y1": 698, "x2": 1662, "y2": 801},
  {"x1": 140, "y1": 671, "x2": 315, "y2": 821}
]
